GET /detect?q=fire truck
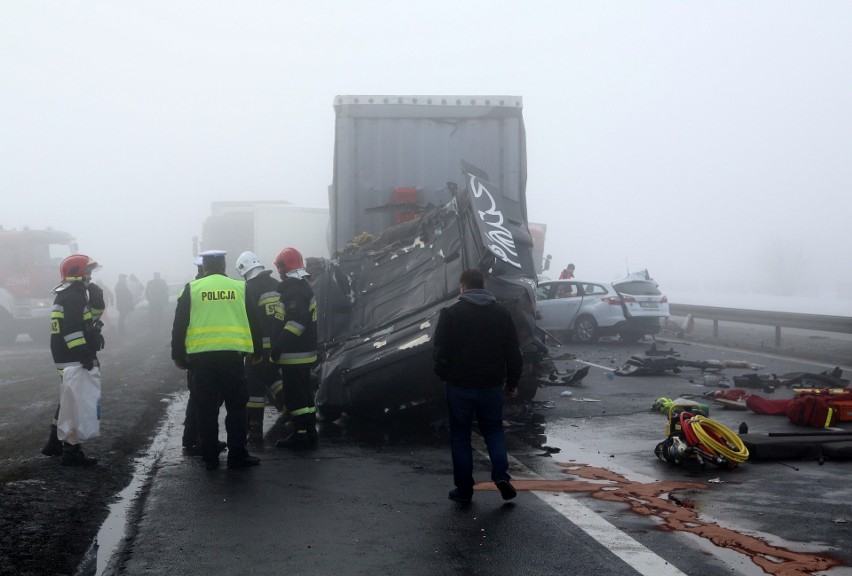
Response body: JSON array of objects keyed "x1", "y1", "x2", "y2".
[{"x1": 0, "y1": 227, "x2": 78, "y2": 344}]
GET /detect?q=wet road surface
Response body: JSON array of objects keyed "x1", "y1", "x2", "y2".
[{"x1": 95, "y1": 332, "x2": 852, "y2": 576}]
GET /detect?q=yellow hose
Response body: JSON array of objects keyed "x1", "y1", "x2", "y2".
[{"x1": 689, "y1": 415, "x2": 749, "y2": 464}]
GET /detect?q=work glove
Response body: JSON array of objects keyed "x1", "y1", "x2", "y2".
[
  {"x1": 94, "y1": 333, "x2": 106, "y2": 351},
  {"x1": 81, "y1": 358, "x2": 95, "y2": 371}
]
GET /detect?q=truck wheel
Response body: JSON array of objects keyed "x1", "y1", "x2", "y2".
[
  {"x1": 0, "y1": 310, "x2": 17, "y2": 345},
  {"x1": 573, "y1": 316, "x2": 599, "y2": 343}
]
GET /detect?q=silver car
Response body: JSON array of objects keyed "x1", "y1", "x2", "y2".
[{"x1": 535, "y1": 270, "x2": 669, "y2": 343}]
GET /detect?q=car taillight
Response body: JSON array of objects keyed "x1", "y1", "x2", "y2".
[
  {"x1": 621, "y1": 295, "x2": 637, "y2": 303},
  {"x1": 601, "y1": 296, "x2": 623, "y2": 305}
]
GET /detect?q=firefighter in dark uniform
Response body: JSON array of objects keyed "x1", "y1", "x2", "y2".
[
  {"x1": 235, "y1": 251, "x2": 288, "y2": 444},
  {"x1": 171, "y1": 250, "x2": 264, "y2": 469},
  {"x1": 271, "y1": 247, "x2": 319, "y2": 448},
  {"x1": 42, "y1": 254, "x2": 105, "y2": 466}
]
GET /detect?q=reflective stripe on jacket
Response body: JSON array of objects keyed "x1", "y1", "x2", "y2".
[{"x1": 270, "y1": 276, "x2": 318, "y2": 366}]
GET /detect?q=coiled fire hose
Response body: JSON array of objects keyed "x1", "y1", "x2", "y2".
[{"x1": 679, "y1": 412, "x2": 749, "y2": 465}]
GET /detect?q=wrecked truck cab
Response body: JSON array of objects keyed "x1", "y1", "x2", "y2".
[
  {"x1": 314, "y1": 96, "x2": 548, "y2": 419},
  {"x1": 313, "y1": 169, "x2": 545, "y2": 420}
]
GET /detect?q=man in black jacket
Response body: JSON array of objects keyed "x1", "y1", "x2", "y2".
[{"x1": 433, "y1": 269, "x2": 523, "y2": 503}]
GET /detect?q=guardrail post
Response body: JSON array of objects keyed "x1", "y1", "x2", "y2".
[
  {"x1": 775, "y1": 325, "x2": 781, "y2": 347},
  {"x1": 713, "y1": 319, "x2": 719, "y2": 338}
]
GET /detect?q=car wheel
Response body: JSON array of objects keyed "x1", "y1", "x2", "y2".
[
  {"x1": 573, "y1": 315, "x2": 599, "y2": 343},
  {"x1": 619, "y1": 330, "x2": 643, "y2": 343}
]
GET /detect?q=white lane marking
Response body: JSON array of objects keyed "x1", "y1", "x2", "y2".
[
  {"x1": 472, "y1": 436, "x2": 687, "y2": 576},
  {"x1": 528, "y1": 489, "x2": 687, "y2": 576}
]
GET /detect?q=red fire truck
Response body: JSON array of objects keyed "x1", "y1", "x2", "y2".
[{"x1": 0, "y1": 227, "x2": 78, "y2": 344}]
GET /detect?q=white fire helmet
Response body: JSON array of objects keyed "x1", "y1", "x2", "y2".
[{"x1": 235, "y1": 251, "x2": 264, "y2": 280}]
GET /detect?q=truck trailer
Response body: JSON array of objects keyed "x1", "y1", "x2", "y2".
[
  {"x1": 197, "y1": 201, "x2": 330, "y2": 272},
  {"x1": 312, "y1": 95, "x2": 549, "y2": 419}
]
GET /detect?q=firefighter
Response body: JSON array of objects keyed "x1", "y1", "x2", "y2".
[
  {"x1": 271, "y1": 247, "x2": 319, "y2": 448},
  {"x1": 235, "y1": 251, "x2": 287, "y2": 444},
  {"x1": 42, "y1": 254, "x2": 105, "y2": 466},
  {"x1": 171, "y1": 250, "x2": 264, "y2": 469}
]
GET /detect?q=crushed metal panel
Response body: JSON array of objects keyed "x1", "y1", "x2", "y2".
[{"x1": 315, "y1": 166, "x2": 544, "y2": 416}]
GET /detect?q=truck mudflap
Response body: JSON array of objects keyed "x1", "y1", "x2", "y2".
[{"x1": 313, "y1": 165, "x2": 546, "y2": 418}]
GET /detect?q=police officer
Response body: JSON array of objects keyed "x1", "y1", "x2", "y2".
[
  {"x1": 271, "y1": 247, "x2": 319, "y2": 448},
  {"x1": 42, "y1": 254, "x2": 105, "y2": 466},
  {"x1": 235, "y1": 251, "x2": 287, "y2": 444},
  {"x1": 171, "y1": 250, "x2": 264, "y2": 469}
]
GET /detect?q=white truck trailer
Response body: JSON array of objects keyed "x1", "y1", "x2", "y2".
[{"x1": 197, "y1": 201, "x2": 329, "y2": 272}]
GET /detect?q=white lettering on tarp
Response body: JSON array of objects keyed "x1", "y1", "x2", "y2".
[{"x1": 467, "y1": 173, "x2": 522, "y2": 268}]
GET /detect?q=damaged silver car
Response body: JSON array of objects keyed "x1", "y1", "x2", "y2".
[{"x1": 535, "y1": 270, "x2": 669, "y2": 343}]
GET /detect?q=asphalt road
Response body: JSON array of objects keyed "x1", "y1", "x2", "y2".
[{"x1": 92, "y1": 326, "x2": 852, "y2": 576}]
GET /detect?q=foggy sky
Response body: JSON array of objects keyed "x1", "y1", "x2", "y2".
[{"x1": 2, "y1": 1, "x2": 850, "y2": 314}]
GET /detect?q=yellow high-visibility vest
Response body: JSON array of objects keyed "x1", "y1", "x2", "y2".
[{"x1": 185, "y1": 275, "x2": 253, "y2": 354}]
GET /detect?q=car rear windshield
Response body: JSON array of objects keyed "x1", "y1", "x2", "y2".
[{"x1": 614, "y1": 281, "x2": 661, "y2": 296}]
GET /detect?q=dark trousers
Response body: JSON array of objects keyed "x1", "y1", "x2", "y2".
[
  {"x1": 446, "y1": 384, "x2": 510, "y2": 494},
  {"x1": 190, "y1": 353, "x2": 249, "y2": 461},
  {"x1": 245, "y1": 355, "x2": 281, "y2": 434},
  {"x1": 281, "y1": 365, "x2": 315, "y2": 430},
  {"x1": 182, "y1": 371, "x2": 199, "y2": 447}
]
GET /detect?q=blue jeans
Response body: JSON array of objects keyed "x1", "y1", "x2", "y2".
[{"x1": 446, "y1": 384, "x2": 510, "y2": 494}]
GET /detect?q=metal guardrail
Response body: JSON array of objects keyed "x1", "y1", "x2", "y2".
[{"x1": 669, "y1": 303, "x2": 852, "y2": 347}]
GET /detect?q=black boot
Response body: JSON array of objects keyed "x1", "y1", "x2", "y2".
[
  {"x1": 275, "y1": 414, "x2": 317, "y2": 449},
  {"x1": 305, "y1": 412, "x2": 318, "y2": 445},
  {"x1": 61, "y1": 443, "x2": 97, "y2": 467},
  {"x1": 41, "y1": 425, "x2": 63, "y2": 457},
  {"x1": 275, "y1": 430, "x2": 311, "y2": 449}
]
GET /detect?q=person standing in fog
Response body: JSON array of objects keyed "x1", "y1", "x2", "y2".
[
  {"x1": 235, "y1": 251, "x2": 288, "y2": 445},
  {"x1": 171, "y1": 250, "x2": 264, "y2": 469},
  {"x1": 433, "y1": 269, "x2": 522, "y2": 503},
  {"x1": 42, "y1": 254, "x2": 105, "y2": 466},
  {"x1": 180, "y1": 256, "x2": 225, "y2": 454},
  {"x1": 128, "y1": 274, "x2": 144, "y2": 304},
  {"x1": 114, "y1": 274, "x2": 135, "y2": 334},
  {"x1": 270, "y1": 247, "x2": 319, "y2": 449},
  {"x1": 144, "y1": 272, "x2": 170, "y2": 331},
  {"x1": 559, "y1": 263, "x2": 575, "y2": 280}
]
